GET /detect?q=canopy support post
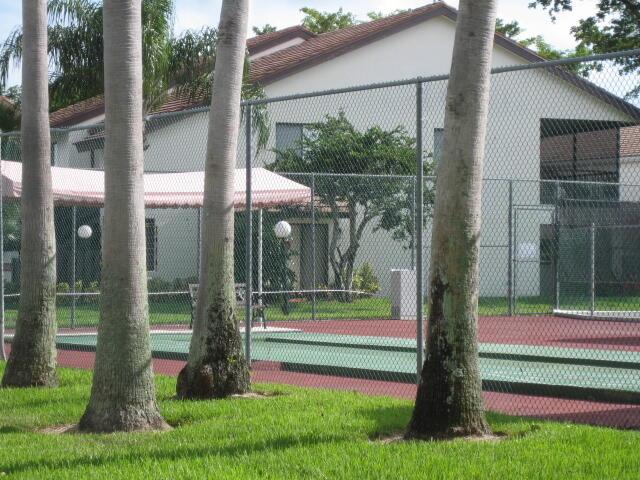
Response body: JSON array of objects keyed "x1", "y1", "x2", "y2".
[
  {"x1": 71, "y1": 206, "x2": 77, "y2": 329},
  {"x1": 257, "y1": 208, "x2": 263, "y2": 328},
  {"x1": 0, "y1": 150, "x2": 5, "y2": 360}
]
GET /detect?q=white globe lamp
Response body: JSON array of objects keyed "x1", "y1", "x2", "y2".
[
  {"x1": 77, "y1": 225, "x2": 93, "y2": 239},
  {"x1": 274, "y1": 220, "x2": 292, "y2": 239}
]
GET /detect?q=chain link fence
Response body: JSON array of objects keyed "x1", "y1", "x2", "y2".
[{"x1": 2, "y1": 49, "x2": 640, "y2": 428}]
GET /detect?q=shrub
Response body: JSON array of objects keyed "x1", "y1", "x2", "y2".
[
  {"x1": 57, "y1": 282, "x2": 70, "y2": 293},
  {"x1": 172, "y1": 276, "x2": 198, "y2": 292},
  {"x1": 148, "y1": 277, "x2": 172, "y2": 292},
  {"x1": 353, "y1": 263, "x2": 379, "y2": 296}
]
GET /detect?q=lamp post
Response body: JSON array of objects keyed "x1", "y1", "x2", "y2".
[
  {"x1": 274, "y1": 220, "x2": 292, "y2": 315},
  {"x1": 71, "y1": 223, "x2": 93, "y2": 329}
]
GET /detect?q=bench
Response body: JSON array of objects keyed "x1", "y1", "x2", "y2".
[{"x1": 188, "y1": 283, "x2": 267, "y2": 329}]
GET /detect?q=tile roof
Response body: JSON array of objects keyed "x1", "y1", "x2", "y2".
[
  {"x1": 49, "y1": 95, "x2": 105, "y2": 127},
  {"x1": 50, "y1": 89, "x2": 208, "y2": 127},
  {"x1": 247, "y1": 25, "x2": 315, "y2": 56}
]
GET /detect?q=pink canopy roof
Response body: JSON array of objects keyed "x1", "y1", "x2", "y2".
[{"x1": 0, "y1": 160, "x2": 310, "y2": 209}]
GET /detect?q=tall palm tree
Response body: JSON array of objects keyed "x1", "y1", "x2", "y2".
[
  {"x1": 406, "y1": 0, "x2": 497, "y2": 440},
  {"x1": 177, "y1": 0, "x2": 250, "y2": 399},
  {"x1": 79, "y1": 0, "x2": 168, "y2": 432},
  {"x1": 2, "y1": 0, "x2": 57, "y2": 387}
]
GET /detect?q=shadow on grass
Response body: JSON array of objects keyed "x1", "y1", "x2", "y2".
[
  {"x1": 359, "y1": 403, "x2": 545, "y2": 441},
  {"x1": 0, "y1": 425, "x2": 23, "y2": 434},
  {"x1": 5, "y1": 432, "x2": 346, "y2": 476}
]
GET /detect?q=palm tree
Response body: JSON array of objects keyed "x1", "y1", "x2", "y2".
[
  {"x1": 79, "y1": 0, "x2": 168, "y2": 432},
  {"x1": 0, "y1": 0, "x2": 262, "y2": 114},
  {"x1": 177, "y1": 0, "x2": 250, "y2": 399},
  {"x1": 406, "y1": 0, "x2": 497, "y2": 440},
  {"x1": 2, "y1": 0, "x2": 58, "y2": 387}
]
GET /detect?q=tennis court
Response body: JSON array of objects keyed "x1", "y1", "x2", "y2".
[{"x1": 49, "y1": 313, "x2": 640, "y2": 405}]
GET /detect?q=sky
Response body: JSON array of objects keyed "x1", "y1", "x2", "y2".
[{"x1": 0, "y1": 0, "x2": 599, "y2": 88}]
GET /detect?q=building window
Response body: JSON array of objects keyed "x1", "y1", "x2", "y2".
[
  {"x1": 433, "y1": 128, "x2": 444, "y2": 168},
  {"x1": 540, "y1": 119, "x2": 620, "y2": 204},
  {"x1": 276, "y1": 123, "x2": 306, "y2": 157},
  {"x1": 146, "y1": 218, "x2": 157, "y2": 271},
  {"x1": 51, "y1": 142, "x2": 57, "y2": 166}
]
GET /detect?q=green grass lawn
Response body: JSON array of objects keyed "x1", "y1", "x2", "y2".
[
  {"x1": 0, "y1": 365, "x2": 638, "y2": 479},
  {"x1": 4, "y1": 294, "x2": 640, "y2": 329}
]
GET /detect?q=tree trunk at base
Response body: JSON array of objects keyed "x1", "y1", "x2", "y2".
[
  {"x1": 406, "y1": 0, "x2": 497, "y2": 440},
  {"x1": 177, "y1": 0, "x2": 250, "y2": 399},
  {"x1": 2, "y1": 0, "x2": 57, "y2": 388},
  {"x1": 79, "y1": 0, "x2": 167, "y2": 432}
]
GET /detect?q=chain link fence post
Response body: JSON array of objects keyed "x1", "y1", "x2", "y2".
[
  {"x1": 415, "y1": 81, "x2": 424, "y2": 381},
  {"x1": 244, "y1": 103, "x2": 252, "y2": 366},
  {"x1": 311, "y1": 172, "x2": 317, "y2": 323},
  {"x1": 71, "y1": 205, "x2": 77, "y2": 329},
  {"x1": 554, "y1": 180, "x2": 561, "y2": 311},
  {"x1": 590, "y1": 222, "x2": 596, "y2": 317},
  {"x1": 0, "y1": 137, "x2": 5, "y2": 360},
  {"x1": 508, "y1": 180, "x2": 513, "y2": 316}
]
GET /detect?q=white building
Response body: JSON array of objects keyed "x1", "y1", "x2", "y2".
[{"x1": 44, "y1": 2, "x2": 640, "y2": 300}]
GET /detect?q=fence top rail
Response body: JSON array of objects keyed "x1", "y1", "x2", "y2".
[
  {"x1": 282, "y1": 172, "x2": 418, "y2": 180},
  {"x1": 0, "y1": 49, "x2": 637, "y2": 137}
]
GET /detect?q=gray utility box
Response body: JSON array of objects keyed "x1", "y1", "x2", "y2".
[{"x1": 390, "y1": 269, "x2": 417, "y2": 320}]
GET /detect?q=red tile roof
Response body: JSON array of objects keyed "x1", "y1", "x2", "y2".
[
  {"x1": 49, "y1": 95, "x2": 105, "y2": 127},
  {"x1": 50, "y1": 89, "x2": 208, "y2": 127},
  {"x1": 247, "y1": 25, "x2": 315, "y2": 56}
]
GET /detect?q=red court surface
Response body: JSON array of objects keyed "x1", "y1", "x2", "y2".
[{"x1": 5, "y1": 314, "x2": 640, "y2": 429}]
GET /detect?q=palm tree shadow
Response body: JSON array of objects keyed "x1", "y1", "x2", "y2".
[
  {"x1": 5, "y1": 433, "x2": 344, "y2": 476},
  {"x1": 358, "y1": 404, "x2": 413, "y2": 438}
]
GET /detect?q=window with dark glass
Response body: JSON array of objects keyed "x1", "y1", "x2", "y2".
[{"x1": 146, "y1": 218, "x2": 157, "y2": 271}]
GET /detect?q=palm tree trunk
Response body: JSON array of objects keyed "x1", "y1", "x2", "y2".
[
  {"x1": 406, "y1": 0, "x2": 497, "y2": 439},
  {"x1": 2, "y1": 0, "x2": 57, "y2": 388},
  {"x1": 79, "y1": 0, "x2": 167, "y2": 432},
  {"x1": 177, "y1": 0, "x2": 250, "y2": 399}
]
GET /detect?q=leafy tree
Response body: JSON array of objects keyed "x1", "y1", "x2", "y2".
[
  {"x1": 2, "y1": 203, "x2": 20, "y2": 251},
  {"x1": 495, "y1": 17, "x2": 591, "y2": 73},
  {"x1": 367, "y1": 10, "x2": 409, "y2": 21},
  {"x1": 252, "y1": 24, "x2": 277, "y2": 36},
  {"x1": 269, "y1": 112, "x2": 433, "y2": 302},
  {"x1": 0, "y1": 86, "x2": 20, "y2": 132},
  {"x1": 495, "y1": 18, "x2": 524, "y2": 38},
  {"x1": 530, "y1": 0, "x2": 640, "y2": 96},
  {"x1": 406, "y1": 0, "x2": 496, "y2": 440},
  {"x1": 177, "y1": 0, "x2": 251, "y2": 399},
  {"x1": 300, "y1": 7, "x2": 358, "y2": 34},
  {"x1": 2, "y1": 0, "x2": 58, "y2": 388}
]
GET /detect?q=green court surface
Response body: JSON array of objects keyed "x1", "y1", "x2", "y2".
[{"x1": 53, "y1": 331, "x2": 640, "y2": 404}]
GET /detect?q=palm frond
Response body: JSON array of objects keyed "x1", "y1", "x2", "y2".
[{"x1": 0, "y1": 28, "x2": 23, "y2": 89}]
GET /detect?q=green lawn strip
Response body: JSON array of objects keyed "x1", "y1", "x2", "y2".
[
  {"x1": 4, "y1": 295, "x2": 640, "y2": 329},
  {"x1": 0, "y1": 366, "x2": 639, "y2": 479}
]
